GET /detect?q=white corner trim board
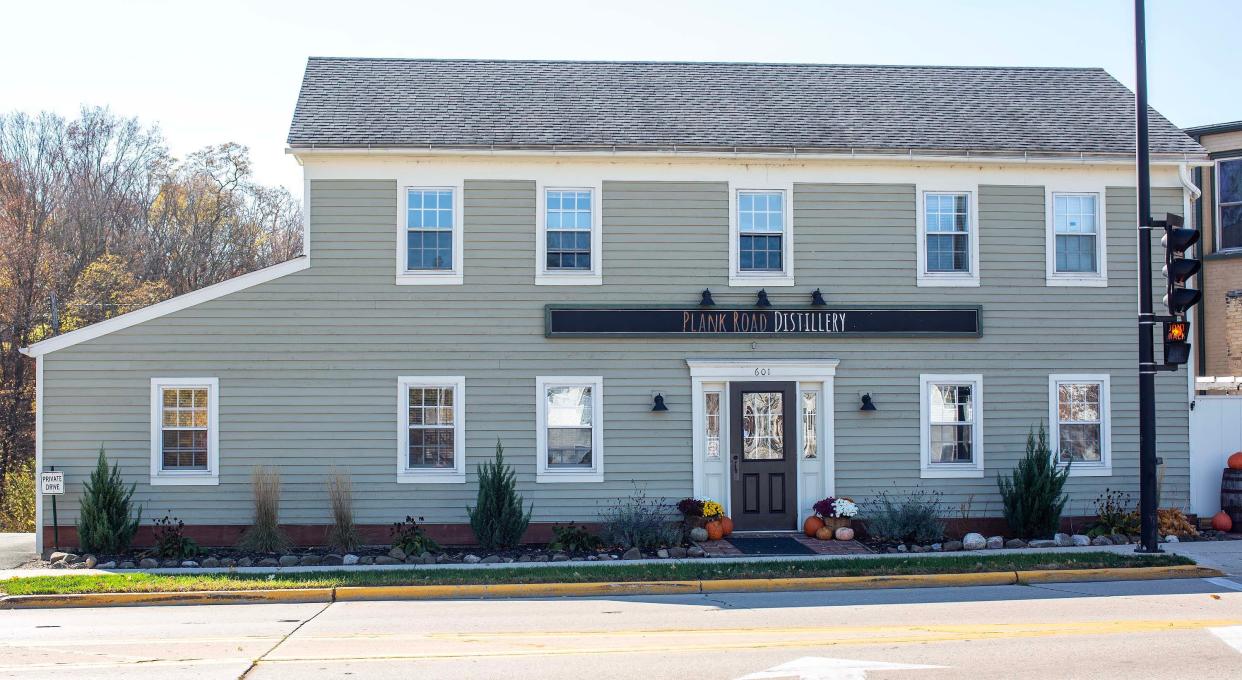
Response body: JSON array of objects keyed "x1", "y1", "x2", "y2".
[{"x1": 21, "y1": 256, "x2": 309, "y2": 357}]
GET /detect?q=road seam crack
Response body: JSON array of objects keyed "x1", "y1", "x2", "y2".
[{"x1": 238, "y1": 597, "x2": 334, "y2": 679}]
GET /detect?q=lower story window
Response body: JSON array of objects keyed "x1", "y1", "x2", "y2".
[
  {"x1": 150, "y1": 378, "x2": 218, "y2": 485},
  {"x1": 398, "y1": 376, "x2": 466, "y2": 483},
  {"x1": 537, "y1": 376, "x2": 604, "y2": 482},
  {"x1": 1049, "y1": 374, "x2": 1111, "y2": 475},
  {"x1": 919, "y1": 374, "x2": 984, "y2": 478}
]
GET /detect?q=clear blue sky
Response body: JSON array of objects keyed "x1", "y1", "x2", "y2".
[{"x1": 2, "y1": 0, "x2": 1237, "y2": 193}]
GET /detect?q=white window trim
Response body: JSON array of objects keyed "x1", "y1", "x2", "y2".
[
  {"x1": 536, "y1": 182, "x2": 604, "y2": 285},
  {"x1": 1217, "y1": 159, "x2": 1242, "y2": 253},
  {"x1": 919, "y1": 374, "x2": 984, "y2": 478},
  {"x1": 915, "y1": 185, "x2": 980, "y2": 287},
  {"x1": 397, "y1": 376, "x2": 466, "y2": 484},
  {"x1": 729, "y1": 185, "x2": 795, "y2": 287},
  {"x1": 149, "y1": 377, "x2": 219, "y2": 486},
  {"x1": 1048, "y1": 373, "x2": 1112, "y2": 477},
  {"x1": 396, "y1": 184, "x2": 465, "y2": 285},
  {"x1": 535, "y1": 375, "x2": 604, "y2": 483},
  {"x1": 1045, "y1": 188, "x2": 1108, "y2": 287}
]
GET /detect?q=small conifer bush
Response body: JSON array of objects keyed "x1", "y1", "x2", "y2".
[
  {"x1": 77, "y1": 447, "x2": 142, "y2": 553},
  {"x1": 998, "y1": 425, "x2": 1070, "y2": 539},
  {"x1": 467, "y1": 440, "x2": 533, "y2": 550}
]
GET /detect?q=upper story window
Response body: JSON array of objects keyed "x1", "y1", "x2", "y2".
[
  {"x1": 1218, "y1": 159, "x2": 1242, "y2": 251},
  {"x1": 1049, "y1": 374, "x2": 1111, "y2": 477},
  {"x1": 398, "y1": 376, "x2": 466, "y2": 483},
  {"x1": 1046, "y1": 190, "x2": 1107, "y2": 287},
  {"x1": 537, "y1": 186, "x2": 601, "y2": 285},
  {"x1": 730, "y1": 188, "x2": 794, "y2": 286},
  {"x1": 919, "y1": 374, "x2": 984, "y2": 478},
  {"x1": 916, "y1": 188, "x2": 979, "y2": 287},
  {"x1": 536, "y1": 376, "x2": 604, "y2": 482},
  {"x1": 398, "y1": 186, "x2": 463, "y2": 285},
  {"x1": 150, "y1": 377, "x2": 219, "y2": 485}
]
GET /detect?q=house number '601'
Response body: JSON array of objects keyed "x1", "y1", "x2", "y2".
[{"x1": 753, "y1": 368, "x2": 771, "y2": 376}]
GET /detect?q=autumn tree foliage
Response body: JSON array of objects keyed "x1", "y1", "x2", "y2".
[{"x1": 0, "y1": 107, "x2": 302, "y2": 529}]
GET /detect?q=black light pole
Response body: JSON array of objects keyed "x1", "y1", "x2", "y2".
[{"x1": 1133, "y1": 0, "x2": 1161, "y2": 554}]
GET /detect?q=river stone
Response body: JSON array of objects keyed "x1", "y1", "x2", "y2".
[
  {"x1": 668, "y1": 547, "x2": 688, "y2": 559},
  {"x1": 622, "y1": 547, "x2": 642, "y2": 560},
  {"x1": 119, "y1": 561, "x2": 136, "y2": 569},
  {"x1": 1054, "y1": 533, "x2": 1073, "y2": 547},
  {"x1": 358, "y1": 556, "x2": 375, "y2": 565},
  {"x1": 463, "y1": 554, "x2": 481, "y2": 564},
  {"x1": 688, "y1": 546, "x2": 706, "y2": 558},
  {"x1": 657, "y1": 548, "x2": 670, "y2": 559},
  {"x1": 1091, "y1": 536, "x2": 1112, "y2": 546},
  {"x1": 257, "y1": 557, "x2": 279, "y2": 567},
  {"x1": 161, "y1": 559, "x2": 179, "y2": 568},
  {"x1": 70, "y1": 562, "x2": 87, "y2": 569},
  {"x1": 321, "y1": 554, "x2": 343, "y2": 566},
  {"x1": 47, "y1": 551, "x2": 69, "y2": 564},
  {"x1": 301, "y1": 555, "x2": 322, "y2": 566},
  {"x1": 138, "y1": 557, "x2": 161, "y2": 569},
  {"x1": 1004, "y1": 538, "x2": 1027, "y2": 549},
  {"x1": 237, "y1": 557, "x2": 254, "y2": 567},
  {"x1": 180, "y1": 560, "x2": 199, "y2": 568},
  {"x1": 1028, "y1": 539, "x2": 1057, "y2": 548},
  {"x1": 374, "y1": 556, "x2": 401, "y2": 565},
  {"x1": 96, "y1": 560, "x2": 116, "y2": 569},
  {"x1": 1109, "y1": 534, "x2": 1129, "y2": 545},
  {"x1": 962, "y1": 533, "x2": 986, "y2": 550},
  {"x1": 533, "y1": 553, "x2": 550, "y2": 562},
  {"x1": 388, "y1": 547, "x2": 407, "y2": 561},
  {"x1": 200, "y1": 557, "x2": 220, "y2": 568},
  {"x1": 986, "y1": 536, "x2": 1004, "y2": 550},
  {"x1": 83, "y1": 555, "x2": 98, "y2": 568},
  {"x1": 342, "y1": 554, "x2": 359, "y2": 565},
  {"x1": 50, "y1": 561, "x2": 67, "y2": 569},
  {"x1": 480, "y1": 555, "x2": 502, "y2": 564},
  {"x1": 1071, "y1": 534, "x2": 1091, "y2": 547},
  {"x1": 220, "y1": 558, "x2": 237, "y2": 568},
  {"x1": 1165, "y1": 535, "x2": 1180, "y2": 543},
  {"x1": 551, "y1": 552, "x2": 570, "y2": 562},
  {"x1": 941, "y1": 540, "x2": 964, "y2": 552},
  {"x1": 278, "y1": 555, "x2": 300, "y2": 567}
]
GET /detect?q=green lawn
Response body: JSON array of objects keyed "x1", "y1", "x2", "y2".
[{"x1": 1, "y1": 552, "x2": 1193, "y2": 596}]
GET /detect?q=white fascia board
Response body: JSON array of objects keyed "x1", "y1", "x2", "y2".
[{"x1": 21, "y1": 256, "x2": 309, "y2": 357}]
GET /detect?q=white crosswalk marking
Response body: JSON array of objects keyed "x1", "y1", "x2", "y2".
[
  {"x1": 735, "y1": 656, "x2": 943, "y2": 680},
  {"x1": 1209, "y1": 626, "x2": 1242, "y2": 654}
]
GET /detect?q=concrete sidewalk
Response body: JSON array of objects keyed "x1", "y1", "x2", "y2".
[{"x1": 0, "y1": 533, "x2": 35, "y2": 569}]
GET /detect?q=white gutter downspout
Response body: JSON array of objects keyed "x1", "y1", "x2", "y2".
[{"x1": 1179, "y1": 163, "x2": 1201, "y2": 408}]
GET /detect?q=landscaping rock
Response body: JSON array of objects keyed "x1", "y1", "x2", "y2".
[
  {"x1": 1004, "y1": 538, "x2": 1027, "y2": 549},
  {"x1": 62, "y1": 553, "x2": 82, "y2": 564},
  {"x1": 47, "y1": 551, "x2": 69, "y2": 564},
  {"x1": 986, "y1": 536, "x2": 1004, "y2": 550},
  {"x1": 97, "y1": 561, "x2": 117, "y2": 569},
  {"x1": 551, "y1": 553, "x2": 570, "y2": 562},
  {"x1": 463, "y1": 554, "x2": 481, "y2": 564},
  {"x1": 668, "y1": 547, "x2": 688, "y2": 559},
  {"x1": 622, "y1": 547, "x2": 643, "y2": 560},
  {"x1": 910, "y1": 545, "x2": 927, "y2": 553},
  {"x1": 200, "y1": 557, "x2": 220, "y2": 568},
  {"x1": 1071, "y1": 534, "x2": 1091, "y2": 547},
  {"x1": 1054, "y1": 533, "x2": 1073, "y2": 547},
  {"x1": 257, "y1": 557, "x2": 279, "y2": 567},
  {"x1": 388, "y1": 547, "x2": 407, "y2": 561},
  {"x1": 374, "y1": 556, "x2": 401, "y2": 565},
  {"x1": 1165, "y1": 535, "x2": 1180, "y2": 543},
  {"x1": 1091, "y1": 536, "x2": 1112, "y2": 546},
  {"x1": 358, "y1": 556, "x2": 375, "y2": 565},
  {"x1": 517, "y1": 554, "x2": 532, "y2": 563},
  {"x1": 139, "y1": 557, "x2": 159, "y2": 569},
  {"x1": 343, "y1": 554, "x2": 360, "y2": 566},
  {"x1": 687, "y1": 546, "x2": 706, "y2": 558},
  {"x1": 930, "y1": 543, "x2": 942, "y2": 552},
  {"x1": 533, "y1": 554, "x2": 550, "y2": 562},
  {"x1": 161, "y1": 559, "x2": 179, "y2": 568},
  {"x1": 70, "y1": 562, "x2": 87, "y2": 569},
  {"x1": 404, "y1": 555, "x2": 420, "y2": 564},
  {"x1": 941, "y1": 540, "x2": 964, "y2": 552},
  {"x1": 480, "y1": 555, "x2": 502, "y2": 564},
  {"x1": 50, "y1": 561, "x2": 67, "y2": 569},
  {"x1": 181, "y1": 560, "x2": 199, "y2": 568},
  {"x1": 657, "y1": 548, "x2": 670, "y2": 559},
  {"x1": 237, "y1": 557, "x2": 254, "y2": 567},
  {"x1": 689, "y1": 527, "x2": 709, "y2": 542},
  {"x1": 586, "y1": 555, "x2": 598, "y2": 561},
  {"x1": 1028, "y1": 539, "x2": 1057, "y2": 548},
  {"x1": 83, "y1": 555, "x2": 98, "y2": 568},
  {"x1": 896, "y1": 544, "x2": 908, "y2": 552},
  {"x1": 1109, "y1": 534, "x2": 1129, "y2": 546},
  {"x1": 220, "y1": 558, "x2": 237, "y2": 568},
  {"x1": 279, "y1": 555, "x2": 300, "y2": 567},
  {"x1": 300, "y1": 555, "x2": 322, "y2": 566},
  {"x1": 962, "y1": 533, "x2": 986, "y2": 550},
  {"x1": 321, "y1": 554, "x2": 343, "y2": 566},
  {"x1": 119, "y1": 561, "x2": 136, "y2": 570}
]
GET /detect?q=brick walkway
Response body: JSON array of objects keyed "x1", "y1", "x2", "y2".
[{"x1": 697, "y1": 532, "x2": 873, "y2": 557}]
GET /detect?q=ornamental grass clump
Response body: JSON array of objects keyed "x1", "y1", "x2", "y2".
[
  {"x1": 863, "y1": 490, "x2": 945, "y2": 545},
  {"x1": 467, "y1": 441, "x2": 533, "y2": 550},
  {"x1": 601, "y1": 484, "x2": 682, "y2": 551},
  {"x1": 77, "y1": 447, "x2": 142, "y2": 553},
  {"x1": 998, "y1": 425, "x2": 1070, "y2": 539},
  {"x1": 237, "y1": 466, "x2": 290, "y2": 553},
  {"x1": 324, "y1": 467, "x2": 360, "y2": 552}
]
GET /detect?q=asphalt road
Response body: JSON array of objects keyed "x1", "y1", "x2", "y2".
[{"x1": 3, "y1": 577, "x2": 1242, "y2": 679}]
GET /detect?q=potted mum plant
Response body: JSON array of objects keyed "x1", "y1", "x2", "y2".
[{"x1": 813, "y1": 496, "x2": 859, "y2": 535}]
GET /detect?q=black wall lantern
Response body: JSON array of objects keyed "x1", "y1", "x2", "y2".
[
  {"x1": 860, "y1": 394, "x2": 877, "y2": 411},
  {"x1": 811, "y1": 288, "x2": 827, "y2": 306},
  {"x1": 651, "y1": 393, "x2": 669, "y2": 412},
  {"x1": 756, "y1": 289, "x2": 772, "y2": 307},
  {"x1": 699, "y1": 288, "x2": 716, "y2": 306}
]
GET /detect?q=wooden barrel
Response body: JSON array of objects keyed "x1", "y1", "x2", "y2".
[{"x1": 1223, "y1": 468, "x2": 1242, "y2": 525}]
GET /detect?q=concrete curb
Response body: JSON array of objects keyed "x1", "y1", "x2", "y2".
[{"x1": 0, "y1": 564, "x2": 1224, "y2": 609}]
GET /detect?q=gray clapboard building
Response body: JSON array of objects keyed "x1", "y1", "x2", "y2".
[{"x1": 25, "y1": 59, "x2": 1209, "y2": 550}]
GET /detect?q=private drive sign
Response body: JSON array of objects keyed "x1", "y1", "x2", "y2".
[
  {"x1": 40, "y1": 471, "x2": 64, "y2": 495},
  {"x1": 546, "y1": 305, "x2": 982, "y2": 338}
]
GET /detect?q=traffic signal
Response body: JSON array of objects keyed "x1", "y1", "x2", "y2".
[
  {"x1": 1163, "y1": 320, "x2": 1190, "y2": 366},
  {"x1": 1159, "y1": 213, "x2": 1201, "y2": 316}
]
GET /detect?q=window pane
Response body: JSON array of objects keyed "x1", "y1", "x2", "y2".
[
  {"x1": 925, "y1": 193, "x2": 969, "y2": 233},
  {"x1": 738, "y1": 191, "x2": 784, "y2": 234},
  {"x1": 931, "y1": 424, "x2": 973, "y2": 463},
  {"x1": 1222, "y1": 203, "x2": 1242, "y2": 250},
  {"x1": 409, "y1": 427, "x2": 455, "y2": 468},
  {"x1": 930, "y1": 384, "x2": 972, "y2": 423},
  {"x1": 1220, "y1": 159, "x2": 1242, "y2": 204},
  {"x1": 1056, "y1": 234, "x2": 1097, "y2": 273},
  {"x1": 739, "y1": 234, "x2": 782, "y2": 272},
  {"x1": 1058, "y1": 383, "x2": 1100, "y2": 422},
  {"x1": 800, "y1": 391, "x2": 818, "y2": 460},
  {"x1": 742, "y1": 391, "x2": 784, "y2": 460},
  {"x1": 705, "y1": 391, "x2": 721, "y2": 461},
  {"x1": 926, "y1": 233, "x2": 970, "y2": 272},
  {"x1": 547, "y1": 427, "x2": 592, "y2": 467},
  {"x1": 1059, "y1": 424, "x2": 1102, "y2": 463},
  {"x1": 547, "y1": 386, "x2": 592, "y2": 426}
]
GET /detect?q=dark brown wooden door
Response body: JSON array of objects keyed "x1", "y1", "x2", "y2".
[{"x1": 729, "y1": 381, "x2": 797, "y2": 531}]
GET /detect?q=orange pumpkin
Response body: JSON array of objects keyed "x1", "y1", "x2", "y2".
[
  {"x1": 835, "y1": 527, "x2": 855, "y2": 541},
  {"x1": 1229, "y1": 452, "x2": 1242, "y2": 470},
  {"x1": 803, "y1": 515, "x2": 825, "y2": 537},
  {"x1": 720, "y1": 516, "x2": 734, "y2": 536},
  {"x1": 1212, "y1": 510, "x2": 1234, "y2": 533},
  {"x1": 705, "y1": 520, "x2": 724, "y2": 541},
  {"x1": 815, "y1": 525, "x2": 833, "y2": 541}
]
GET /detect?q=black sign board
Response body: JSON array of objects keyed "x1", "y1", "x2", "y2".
[{"x1": 545, "y1": 305, "x2": 982, "y2": 338}]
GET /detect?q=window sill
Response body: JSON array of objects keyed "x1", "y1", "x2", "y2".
[
  {"x1": 919, "y1": 467, "x2": 984, "y2": 479},
  {"x1": 150, "y1": 474, "x2": 219, "y2": 486},
  {"x1": 1205, "y1": 249, "x2": 1242, "y2": 262},
  {"x1": 396, "y1": 272, "x2": 463, "y2": 286},
  {"x1": 537, "y1": 471, "x2": 604, "y2": 483},
  {"x1": 728, "y1": 274, "x2": 795, "y2": 288},
  {"x1": 536, "y1": 272, "x2": 603, "y2": 286},
  {"x1": 1046, "y1": 276, "x2": 1107, "y2": 288},
  {"x1": 1062, "y1": 465, "x2": 1112, "y2": 477},
  {"x1": 917, "y1": 274, "x2": 980, "y2": 288},
  {"x1": 397, "y1": 471, "x2": 466, "y2": 484}
]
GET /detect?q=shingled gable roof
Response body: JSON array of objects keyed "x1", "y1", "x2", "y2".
[{"x1": 288, "y1": 58, "x2": 1205, "y2": 159}]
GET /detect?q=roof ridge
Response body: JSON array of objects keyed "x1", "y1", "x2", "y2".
[{"x1": 303, "y1": 56, "x2": 1106, "y2": 72}]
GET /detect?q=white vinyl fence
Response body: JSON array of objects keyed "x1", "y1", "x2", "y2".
[{"x1": 1190, "y1": 395, "x2": 1242, "y2": 516}]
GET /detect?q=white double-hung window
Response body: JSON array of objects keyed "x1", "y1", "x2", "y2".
[
  {"x1": 398, "y1": 376, "x2": 466, "y2": 483},
  {"x1": 150, "y1": 378, "x2": 219, "y2": 485},
  {"x1": 1049, "y1": 374, "x2": 1111, "y2": 476},
  {"x1": 398, "y1": 186, "x2": 463, "y2": 285},
  {"x1": 731, "y1": 188, "x2": 794, "y2": 286},
  {"x1": 537, "y1": 185, "x2": 602, "y2": 285},
  {"x1": 1046, "y1": 190, "x2": 1107, "y2": 286},
  {"x1": 919, "y1": 374, "x2": 984, "y2": 478},
  {"x1": 916, "y1": 188, "x2": 979, "y2": 286},
  {"x1": 536, "y1": 376, "x2": 603, "y2": 482}
]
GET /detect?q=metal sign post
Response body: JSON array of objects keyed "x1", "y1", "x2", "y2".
[{"x1": 40, "y1": 467, "x2": 65, "y2": 551}]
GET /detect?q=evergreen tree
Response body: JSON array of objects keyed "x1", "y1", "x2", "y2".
[
  {"x1": 77, "y1": 448, "x2": 141, "y2": 553},
  {"x1": 998, "y1": 425, "x2": 1070, "y2": 539},
  {"x1": 467, "y1": 440, "x2": 533, "y2": 550}
]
